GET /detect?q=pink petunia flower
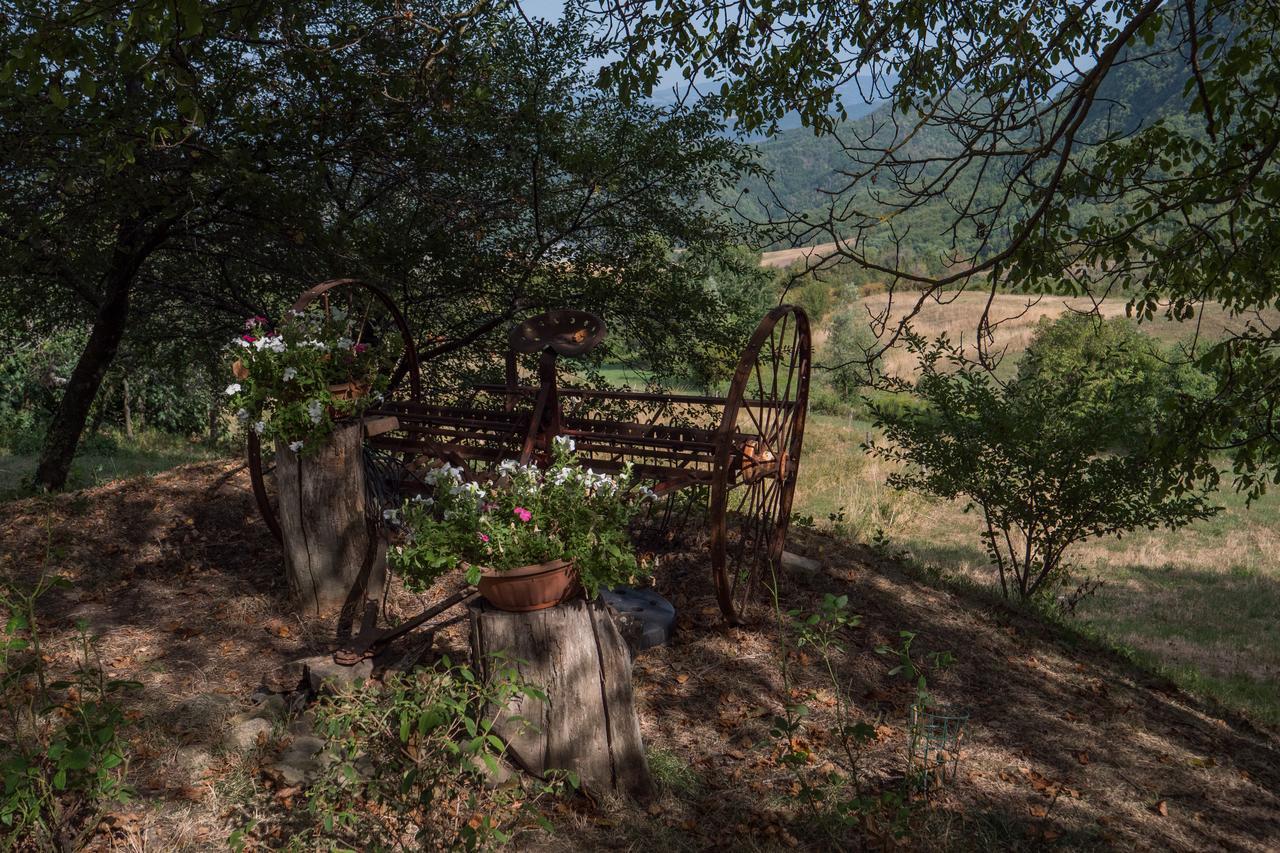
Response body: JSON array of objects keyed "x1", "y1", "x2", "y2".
[
  {"x1": 514, "y1": 507, "x2": 532, "y2": 523},
  {"x1": 353, "y1": 343, "x2": 369, "y2": 354},
  {"x1": 478, "y1": 532, "x2": 490, "y2": 543},
  {"x1": 241, "y1": 334, "x2": 257, "y2": 343}
]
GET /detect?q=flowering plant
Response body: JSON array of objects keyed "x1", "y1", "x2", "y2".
[
  {"x1": 224, "y1": 306, "x2": 388, "y2": 453},
  {"x1": 388, "y1": 438, "x2": 656, "y2": 598}
]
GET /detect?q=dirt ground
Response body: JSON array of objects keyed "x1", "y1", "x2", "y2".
[{"x1": 1, "y1": 460, "x2": 1278, "y2": 851}]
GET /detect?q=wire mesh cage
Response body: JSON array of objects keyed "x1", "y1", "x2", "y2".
[{"x1": 908, "y1": 706, "x2": 969, "y2": 793}]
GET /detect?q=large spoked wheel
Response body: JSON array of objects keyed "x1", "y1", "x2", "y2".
[
  {"x1": 709, "y1": 305, "x2": 811, "y2": 625},
  {"x1": 248, "y1": 279, "x2": 420, "y2": 543}
]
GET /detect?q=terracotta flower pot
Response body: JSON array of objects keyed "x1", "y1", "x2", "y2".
[
  {"x1": 328, "y1": 380, "x2": 370, "y2": 402},
  {"x1": 477, "y1": 559, "x2": 579, "y2": 612},
  {"x1": 326, "y1": 380, "x2": 370, "y2": 419}
]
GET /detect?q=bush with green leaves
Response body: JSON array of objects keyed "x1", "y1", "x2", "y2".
[
  {"x1": 389, "y1": 439, "x2": 655, "y2": 597},
  {"x1": 869, "y1": 316, "x2": 1218, "y2": 601},
  {"x1": 284, "y1": 654, "x2": 572, "y2": 851},
  {"x1": 1, "y1": 574, "x2": 137, "y2": 850}
]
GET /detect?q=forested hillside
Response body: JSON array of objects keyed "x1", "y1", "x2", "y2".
[{"x1": 742, "y1": 16, "x2": 1198, "y2": 260}]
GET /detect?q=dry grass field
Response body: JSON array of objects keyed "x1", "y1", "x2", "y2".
[{"x1": 854, "y1": 290, "x2": 1265, "y2": 379}]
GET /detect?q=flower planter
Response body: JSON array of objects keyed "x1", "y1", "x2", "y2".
[
  {"x1": 327, "y1": 381, "x2": 370, "y2": 419},
  {"x1": 478, "y1": 559, "x2": 579, "y2": 612}
]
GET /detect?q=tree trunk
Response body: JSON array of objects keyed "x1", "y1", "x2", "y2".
[
  {"x1": 33, "y1": 216, "x2": 165, "y2": 491},
  {"x1": 468, "y1": 597, "x2": 652, "y2": 800},
  {"x1": 34, "y1": 271, "x2": 132, "y2": 491},
  {"x1": 274, "y1": 422, "x2": 386, "y2": 618},
  {"x1": 122, "y1": 378, "x2": 133, "y2": 439}
]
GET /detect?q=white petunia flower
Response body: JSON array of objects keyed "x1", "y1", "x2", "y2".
[
  {"x1": 307, "y1": 399, "x2": 323, "y2": 424},
  {"x1": 553, "y1": 435, "x2": 575, "y2": 453},
  {"x1": 253, "y1": 420, "x2": 266, "y2": 434},
  {"x1": 382, "y1": 508, "x2": 399, "y2": 521},
  {"x1": 235, "y1": 408, "x2": 249, "y2": 421},
  {"x1": 235, "y1": 338, "x2": 251, "y2": 348},
  {"x1": 224, "y1": 383, "x2": 241, "y2": 395},
  {"x1": 266, "y1": 337, "x2": 286, "y2": 353},
  {"x1": 282, "y1": 367, "x2": 297, "y2": 382},
  {"x1": 289, "y1": 440, "x2": 304, "y2": 452},
  {"x1": 336, "y1": 336, "x2": 353, "y2": 350}
]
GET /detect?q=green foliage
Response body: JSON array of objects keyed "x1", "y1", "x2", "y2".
[
  {"x1": 595, "y1": 0, "x2": 1280, "y2": 497},
  {"x1": 391, "y1": 440, "x2": 654, "y2": 598},
  {"x1": 225, "y1": 308, "x2": 390, "y2": 455},
  {"x1": 293, "y1": 654, "x2": 572, "y2": 851},
  {"x1": 1, "y1": 3, "x2": 758, "y2": 488},
  {"x1": 824, "y1": 303, "x2": 882, "y2": 404},
  {"x1": 1, "y1": 572, "x2": 138, "y2": 850},
  {"x1": 869, "y1": 318, "x2": 1219, "y2": 601}
]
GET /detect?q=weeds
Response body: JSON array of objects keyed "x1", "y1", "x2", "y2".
[
  {"x1": 241, "y1": 653, "x2": 573, "y2": 851},
  {"x1": 0, "y1": 568, "x2": 138, "y2": 850}
]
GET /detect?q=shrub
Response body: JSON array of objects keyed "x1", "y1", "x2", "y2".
[
  {"x1": 868, "y1": 316, "x2": 1218, "y2": 601},
  {"x1": 824, "y1": 304, "x2": 882, "y2": 404}
]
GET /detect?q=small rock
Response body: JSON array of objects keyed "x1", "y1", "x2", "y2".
[
  {"x1": 468, "y1": 752, "x2": 517, "y2": 788},
  {"x1": 781, "y1": 550, "x2": 822, "y2": 574},
  {"x1": 288, "y1": 709, "x2": 318, "y2": 737},
  {"x1": 262, "y1": 659, "x2": 308, "y2": 694},
  {"x1": 303, "y1": 655, "x2": 373, "y2": 694},
  {"x1": 271, "y1": 735, "x2": 329, "y2": 786},
  {"x1": 174, "y1": 746, "x2": 214, "y2": 781},
  {"x1": 224, "y1": 717, "x2": 272, "y2": 754},
  {"x1": 174, "y1": 692, "x2": 236, "y2": 734}
]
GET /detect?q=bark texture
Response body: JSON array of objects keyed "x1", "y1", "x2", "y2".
[
  {"x1": 274, "y1": 422, "x2": 386, "y2": 617},
  {"x1": 469, "y1": 597, "x2": 652, "y2": 800}
]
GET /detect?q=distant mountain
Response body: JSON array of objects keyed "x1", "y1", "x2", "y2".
[{"x1": 743, "y1": 17, "x2": 1198, "y2": 260}]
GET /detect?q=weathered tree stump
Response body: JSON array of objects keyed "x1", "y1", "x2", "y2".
[
  {"x1": 468, "y1": 597, "x2": 652, "y2": 800},
  {"x1": 274, "y1": 422, "x2": 385, "y2": 618}
]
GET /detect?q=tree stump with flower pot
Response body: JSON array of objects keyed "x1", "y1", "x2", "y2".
[
  {"x1": 274, "y1": 421, "x2": 386, "y2": 619},
  {"x1": 468, "y1": 595, "x2": 652, "y2": 801}
]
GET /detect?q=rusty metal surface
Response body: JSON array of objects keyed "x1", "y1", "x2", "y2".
[{"x1": 508, "y1": 309, "x2": 607, "y2": 356}]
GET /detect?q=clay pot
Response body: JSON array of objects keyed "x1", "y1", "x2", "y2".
[
  {"x1": 478, "y1": 559, "x2": 579, "y2": 612},
  {"x1": 326, "y1": 381, "x2": 370, "y2": 419},
  {"x1": 328, "y1": 380, "x2": 369, "y2": 402}
]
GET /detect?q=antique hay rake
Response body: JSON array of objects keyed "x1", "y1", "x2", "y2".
[{"x1": 248, "y1": 279, "x2": 811, "y2": 626}]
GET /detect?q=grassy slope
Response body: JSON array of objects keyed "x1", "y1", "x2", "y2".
[{"x1": 0, "y1": 430, "x2": 227, "y2": 498}]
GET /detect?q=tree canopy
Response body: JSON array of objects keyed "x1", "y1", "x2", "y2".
[
  {"x1": 0, "y1": 1, "x2": 762, "y2": 488},
  {"x1": 591, "y1": 0, "x2": 1280, "y2": 495}
]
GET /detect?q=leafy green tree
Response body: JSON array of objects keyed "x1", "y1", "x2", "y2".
[
  {"x1": 868, "y1": 316, "x2": 1217, "y2": 601},
  {"x1": 592, "y1": 0, "x2": 1280, "y2": 496},
  {"x1": 824, "y1": 302, "x2": 880, "y2": 402},
  {"x1": 1, "y1": 2, "x2": 755, "y2": 488}
]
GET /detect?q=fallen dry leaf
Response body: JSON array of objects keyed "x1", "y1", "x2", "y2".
[{"x1": 1154, "y1": 800, "x2": 1169, "y2": 817}]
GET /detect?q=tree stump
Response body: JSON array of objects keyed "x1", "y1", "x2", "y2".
[
  {"x1": 468, "y1": 597, "x2": 652, "y2": 800},
  {"x1": 274, "y1": 422, "x2": 385, "y2": 618}
]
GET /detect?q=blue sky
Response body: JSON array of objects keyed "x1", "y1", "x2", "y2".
[{"x1": 518, "y1": 0, "x2": 568, "y2": 21}]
